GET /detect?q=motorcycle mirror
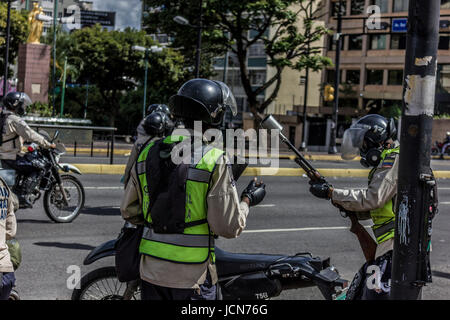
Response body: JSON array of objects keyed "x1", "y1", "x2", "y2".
[
  {"x1": 260, "y1": 114, "x2": 284, "y2": 131},
  {"x1": 53, "y1": 130, "x2": 60, "y2": 142}
]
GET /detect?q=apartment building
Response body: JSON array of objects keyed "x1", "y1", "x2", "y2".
[{"x1": 322, "y1": 0, "x2": 450, "y2": 116}]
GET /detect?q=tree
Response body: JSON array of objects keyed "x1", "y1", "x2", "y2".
[
  {"x1": 66, "y1": 25, "x2": 187, "y2": 127},
  {"x1": 0, "y1": 3, "x2": 29, "y2": 79},
  {"x1": 143, "y1": 0, "x2": 332, "y2": 117}
]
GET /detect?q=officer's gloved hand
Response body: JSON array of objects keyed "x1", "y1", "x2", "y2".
[
  {"x1": 309, "y1": 180, "x2": 332, "y2": 200},
  {"x1": 241, "y1": 177, "x2": 266, "y2": 207}
]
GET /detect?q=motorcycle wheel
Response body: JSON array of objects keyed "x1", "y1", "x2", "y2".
[
  {"x1": 431, "y1": 147, "x2": 439, "y2": 156},
  {"x1": 43, "y1": 174, "x2": 85, "y2": 223},
  {"x1": 71, "y1": 266, "x2": 140, "y2": 300}
]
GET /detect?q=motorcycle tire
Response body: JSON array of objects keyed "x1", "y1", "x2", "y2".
[
  {"x1": 71, "y1": 266, "x2": 140, "y2": 300},
  {"x1": 43, "y1": 174, "x2": 85, "y2": 223}
]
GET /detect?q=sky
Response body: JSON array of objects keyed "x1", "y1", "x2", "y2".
[{"x1": 91, "y1": 0, "x2": 142, "y2": 30}]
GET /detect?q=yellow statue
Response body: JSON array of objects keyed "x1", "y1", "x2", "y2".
[{"x1": 27, "y1": 3, "x2": 44, "y2": 44}]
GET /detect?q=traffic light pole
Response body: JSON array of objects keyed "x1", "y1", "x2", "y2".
[
  {"x1": 3, "y1": 0, "x2": 13, "y2": 98},
  {"x1": 328, "y1": 0, "x2": 342, "y2": 154},
  {"x1": 391, "y1": 0, "x2": 440, "y2": 300}
]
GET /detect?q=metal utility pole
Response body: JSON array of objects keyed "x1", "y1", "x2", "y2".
[
  {"x1": 2, "y1": 0, "x2": 14, "y2": 98},
  {"x1": 51, "y1": 0, "x2": 58, "y2": 116},
  {"x1": 84, "y1": 79, "x2": 89, "y2": 119},
  {"x1": 194, "y1": 0, "x2": 203, "y2": 78},
  {"x1": 300, "y1": 2, "x2": 313, "y2": 151},
  {"x1": 143, "y1": 48, "x2": 149, "y2": 119},
  {"x1": 391, "y1": 0, "x2": 440, "y2": 300},
  {"x1": 328, "y1": 0, "x2": 342, "y2": 154},
  {"x1": 300, "y1": 68, "x2": 309, "y2": 151}
]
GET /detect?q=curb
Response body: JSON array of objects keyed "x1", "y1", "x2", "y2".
[
  {"x1": 63, "y1": 148, "x2": 450, "y2": 162},
  {"x1": 69, "y1": 164, "x2": 450, "y2": 178}
]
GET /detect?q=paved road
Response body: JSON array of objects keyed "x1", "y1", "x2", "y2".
[{"x1": 13, "y1": 173, "x2": 450, "y2": 300}]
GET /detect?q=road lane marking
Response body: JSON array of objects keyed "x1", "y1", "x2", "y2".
[
  {"x1": 84, "y1": 187, "x2": 122, "y2": 189},
  {"x1": 440, "y1": 202, "x2": 450, "y2": 205},
  {"x1": 243, "y1": 225, "x2": 371, "y2": 234},
  {"x1": 254, "y1": 204, "x2": 276, "y2": 208}
]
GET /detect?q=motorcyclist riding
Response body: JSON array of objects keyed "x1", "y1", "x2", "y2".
[
  {"x1": 123, "y1": 105, "x2": 174, "y2": 187},
  {"x1": 309, "y1": 114, "x2": 404, "y2": 300},
  {"x1": 440, "y1": 131, "x2": 450, "y2": 159},
  {"x1": 120, "y1": 78, "x2": 266, "y2": 300},
  {"x1": 0, "y1": 92, "x2": 56, "y2": 208}
]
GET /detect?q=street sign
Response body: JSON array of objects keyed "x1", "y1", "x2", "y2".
[
  {"x1": 63, "y1": 9, "x2": 116, "y2": 29},
  {"x1": 392, "y1": 18, "x2": 408, "y2": 32},
  {"x1": 80, "y1": 10, "x2": 115, "y2": 28}
]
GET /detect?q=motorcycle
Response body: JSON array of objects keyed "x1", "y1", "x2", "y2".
[
  {"x1": 0, "y1": 130, "x2": 85, "y2": 223},
  {"x1": 431, "y1": 140, "x2": 450, "y2": 157},
  {"x1": 71, "y1": 224, "x2": 348, "y2": 301}
]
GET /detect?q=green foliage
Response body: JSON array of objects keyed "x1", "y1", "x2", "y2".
[
  {"x1": 0, "y1": 4, "x2": 29, "y2": 79},
  {"x1": 143, "y1": 0, "x2": 332, "y2": 114},
  {"x1": 27, "y1": 101, "x2": 71, "y2": 118},
  {"x1": 379, "y1": 103, "x2": 402, "y2": 120},
  {"x1": 61, "y1": 25, "x2": 187, "y2": 129}
]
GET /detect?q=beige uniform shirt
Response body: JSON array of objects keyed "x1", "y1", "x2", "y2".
[
  {"x1": 0, "y1": 111, "x2": 52, "y2": 160},
  {"x1": 0, "y1": 178, "x2": 16, "y2": 273},
  {"x1": 120, "y1": 143, "x2": 249, "y2": 289},
  {"x1": 331, "y1": 147, "x2": 399, "y2": 258}
]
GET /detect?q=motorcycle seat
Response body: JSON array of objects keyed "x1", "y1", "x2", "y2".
[{"x1": 215, "y1": 246, "x2": 292, "y2": 277}]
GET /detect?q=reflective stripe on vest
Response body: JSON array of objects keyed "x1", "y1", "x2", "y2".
[
  {"x1": 370, "y1": 147, "x2": 399, "y2": 244},
  {"x1": 136, "y1": 135, "x2": 224, "y2": 264}
]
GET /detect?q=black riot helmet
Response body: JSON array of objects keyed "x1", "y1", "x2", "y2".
[
  {"x1": 142, "y1": 111, "x2": 174, "y2": 137},
  {"x1": 146, "y1": 104, "x2": 171, "y2": 117},
  {"x1": 168, "y1": 78, "x2": 237, "y2": 126},
  {"x1": 2, "y1": 92, "x2": 32, "y2": 116},
  {"x1": 341, "y1": 114, "x2": 397, "y2": 168}
]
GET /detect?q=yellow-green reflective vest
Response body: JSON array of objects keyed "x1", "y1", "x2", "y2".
[
  {"x1": 369, "y1": 147, "x2": 399, "y2": 244},
  {"x1": 136, "y1": 135, "x2": 224, "y2": 264}
]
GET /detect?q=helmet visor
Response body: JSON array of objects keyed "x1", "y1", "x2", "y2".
[
  {"x1": 216, "y1": 81, "x2": 237, "y2": 116},
  {"x1": 20, "y1": 93, "x2": 33, "y2": 108},
  {"x1": 341, "y1": 127, "x2": 369, "y2": 160}
]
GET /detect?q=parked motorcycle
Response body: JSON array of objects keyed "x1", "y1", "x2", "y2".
[
  {"x1": 0, "y1": 130, "x2": 85, "y2": 223},
  {"x1": 71, "y1": 224, "x2": 348, "y2": 301},
  {"x1": 431, "y1": 140, "x2": 450, "y2": 157}
]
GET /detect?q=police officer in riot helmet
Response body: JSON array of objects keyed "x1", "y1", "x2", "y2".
[
  {"x1": 308, "y1": 114, "x2": 431, "y2": 300},
  {"x1": 123, "y1": 106, "x2": 174, "y2": 187},
  {"x1": 0, "y1": 92, "x2": 56, "y2": 208},
  {"x1": 146, "y1": 104, "x2": 171, "y2": 118},
  {"x1": 120, "y1": 79, "x2": 266, "y2": 300}
]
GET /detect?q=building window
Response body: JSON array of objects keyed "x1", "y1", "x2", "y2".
[
  {"x1": 369, "y1": 34, "x2": 387, "y2": 50},
  {"x1": 371, "y1": 0, "x2": 389, "y2": 13},
  {"x1": 248, "y1": 42, "x2": 266, "y2": 57},
  {"x1": 388, "y1": 70, "x2": 403, "y2": 85},
  {"x1": 327, "y1": 35, "x2": 344, "y2": 51},
  {"x1": 366, "y1": 69, "x2": 384, "y2": 85},
  {"x1": 346, "y1": 70, "x2": 360, "y2": 85},
  {"x1": 331, "y1": 0, "x2": 347, "y2": 17},
  {"x1": 393, "y1": 0, "x2": 408, "y2": 12},
  {"x1": 390, "y1": 34, "x2": 407, "y2": 49},
  {"x1": 439, "y1": 36, "x2": 450, "y2": 50},
  {"x1": 351, "y1": 0, "x2": 365, "y2": 15},
  {"x1": 442, "y1": 0, "x2": 450, "y2": 9},
  {"x1": 249, "y1": 70, "x2": 266, "y2": 86},
  {"x1": 326, "y1": 69, "x2": 343, "y2": 85},
  {"x1": 348, "y1": 35, "x2": 363, "y2": 50}
]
